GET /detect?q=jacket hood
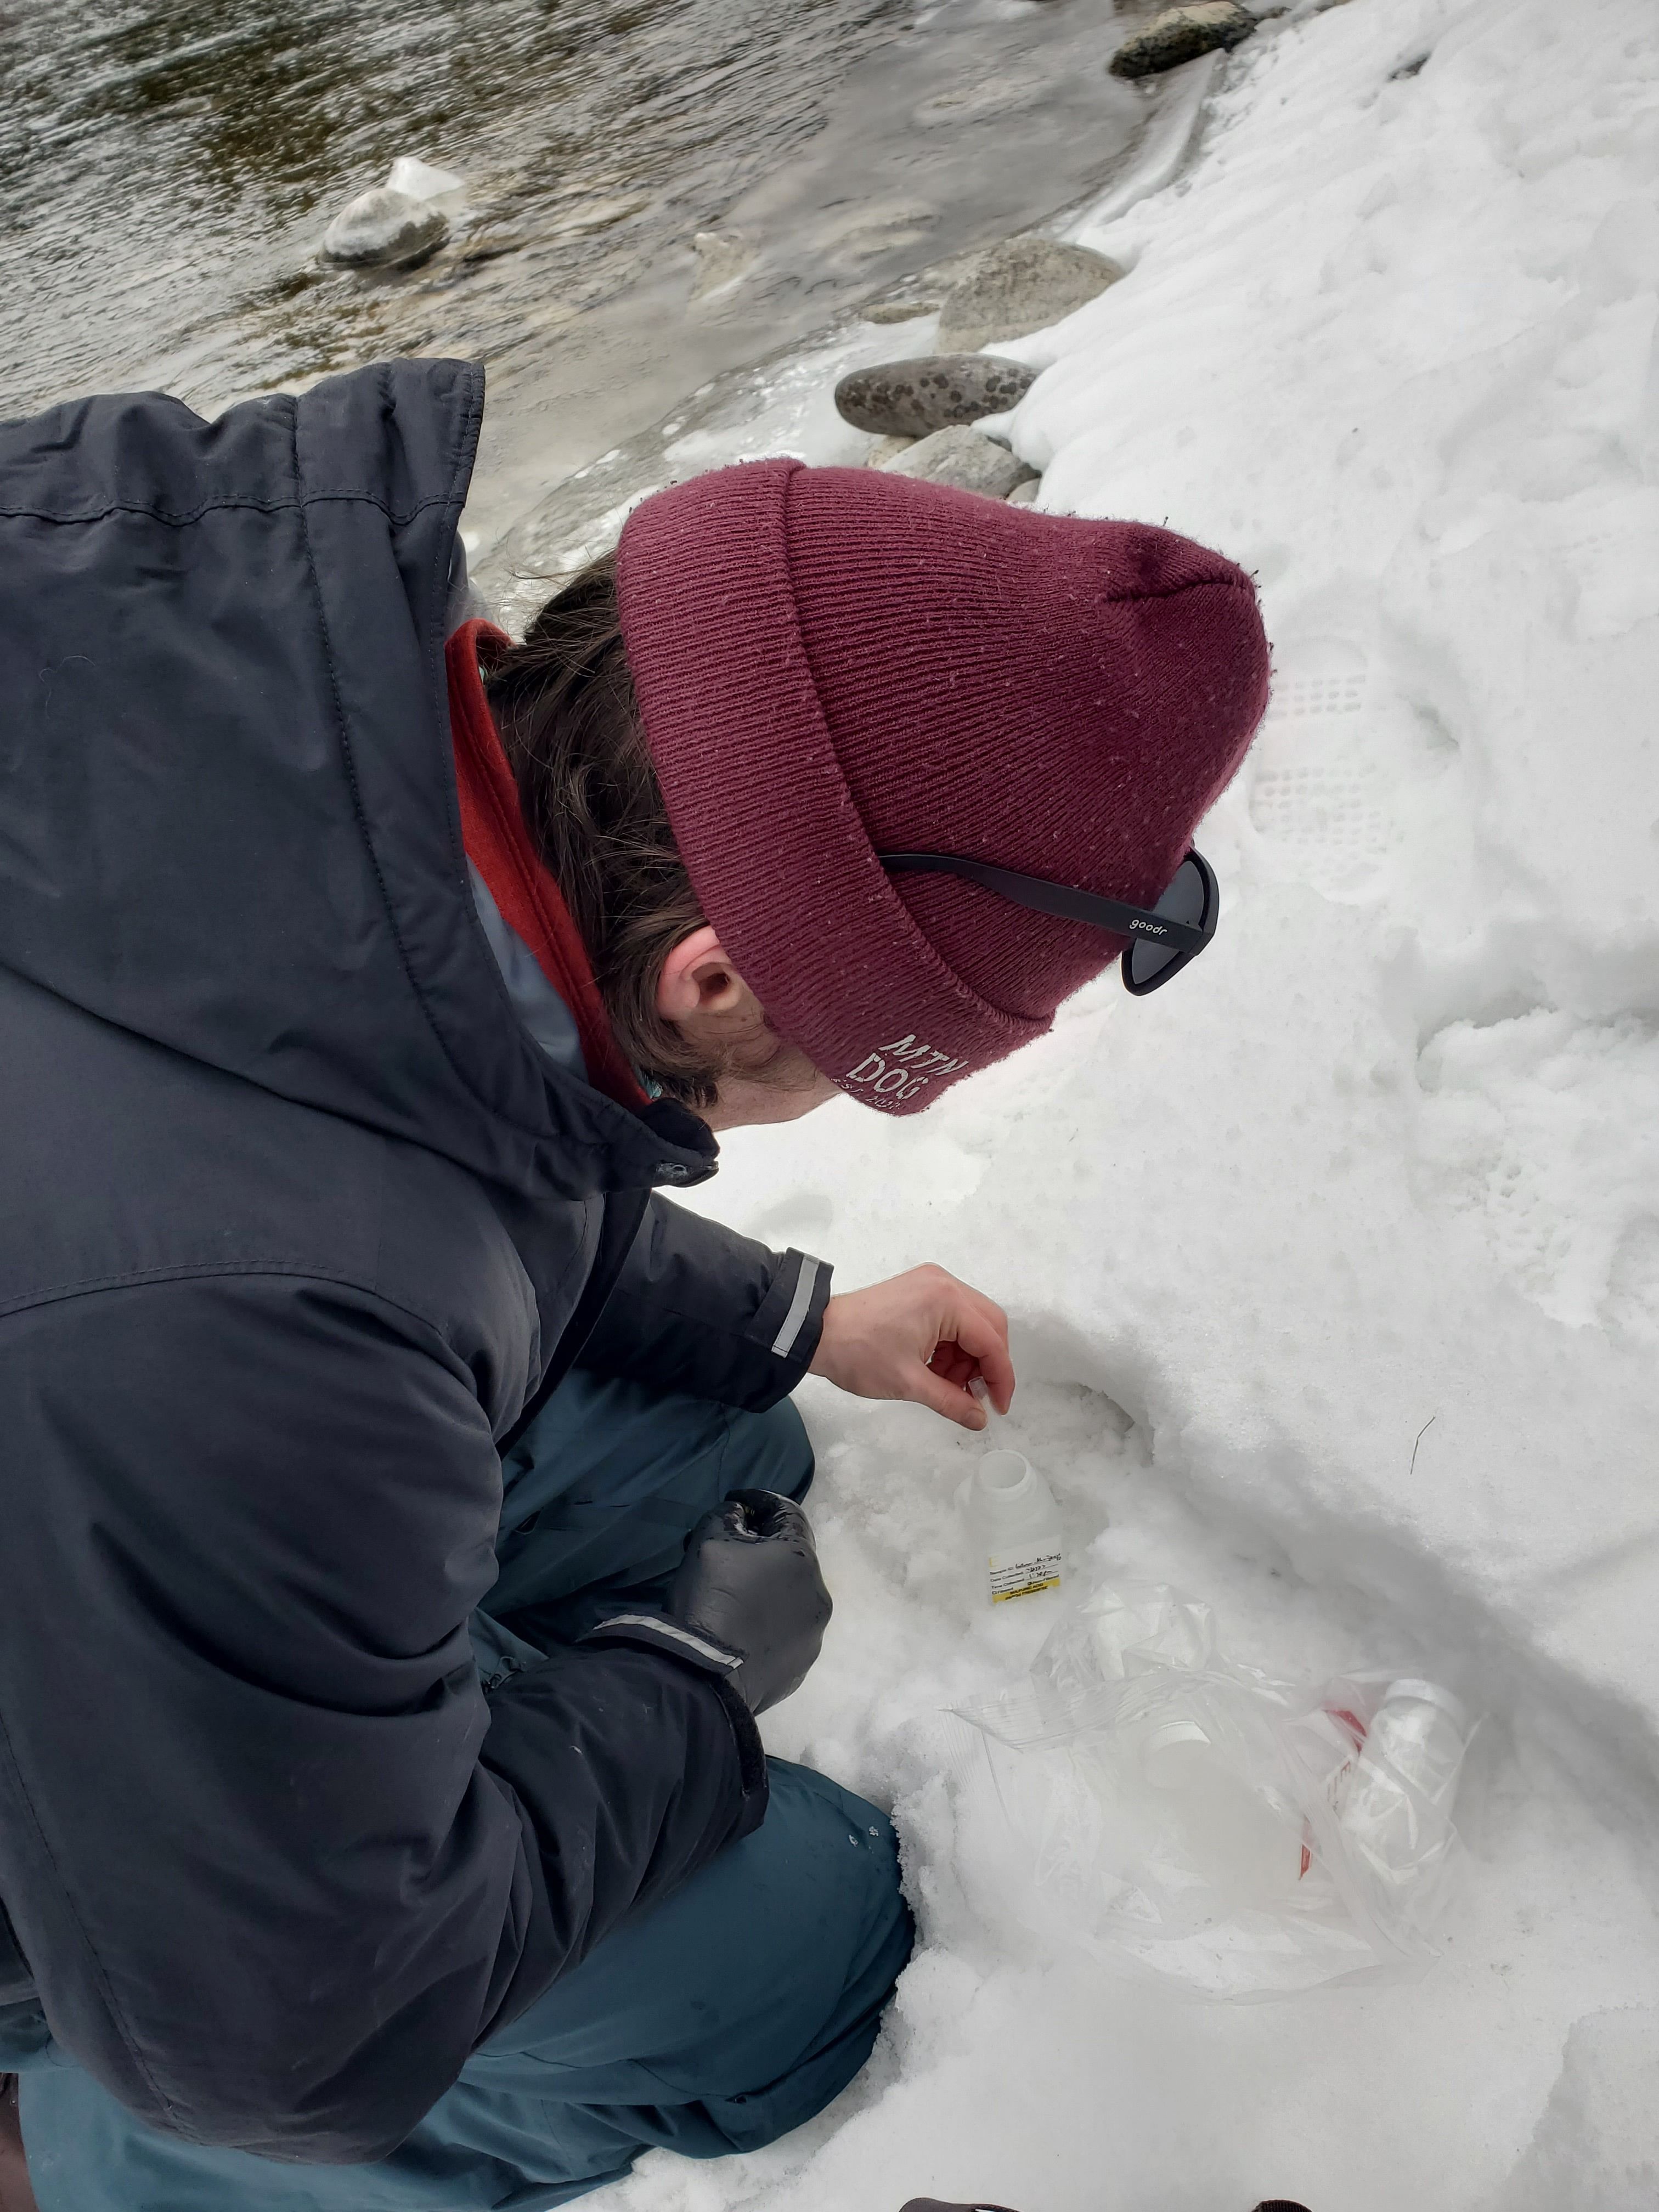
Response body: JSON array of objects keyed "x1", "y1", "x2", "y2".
[{"x1": 0, "y1": 360, "x2": 713, "y2": 1200}]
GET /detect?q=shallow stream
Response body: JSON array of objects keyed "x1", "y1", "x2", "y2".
[{"x1": 3, "y1": 0, "x2": 1155, "y2": 545}]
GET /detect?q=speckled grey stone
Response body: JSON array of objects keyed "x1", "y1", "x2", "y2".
[
  {"x1": 834, "y1": 353, "x2": 1040, "y2": 438},
  {"x1": 323, "y1": 186, "x2": 449, "y2": 268},
  {"x1": 935, "y1": 236, "x2": 1123, "y2": 353},
  {"x1": 1109, "y1": 2, "x2": 1255, "y2": 80},
  {"x1": 881, "y1": 426, "x2": 1037, "y2": 499},
  {"x1": 1005, "y1": 478, "x2": 1040, "y2": 505}
]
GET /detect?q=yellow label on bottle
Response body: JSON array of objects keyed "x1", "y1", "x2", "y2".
[{"x1": 988, "y1": 1551, "x2": 1062, "y2": 1602}]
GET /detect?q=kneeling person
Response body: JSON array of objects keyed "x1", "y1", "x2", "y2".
[{"x1": 0, "y1": 360, "x2": 1268, "y2": 2210}]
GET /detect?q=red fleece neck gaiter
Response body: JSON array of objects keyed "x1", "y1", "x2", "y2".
[{"x1": 445, "y1": 619, "x2": 647, "y2": 1113}]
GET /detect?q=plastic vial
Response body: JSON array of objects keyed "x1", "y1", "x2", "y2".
[
  {"x1": 957, "y1": 1448, "x2": 1064, "y2": 1605},
  {"x1": 1338, "y1": 1678, "x2": 1469, "y2": 1888}
]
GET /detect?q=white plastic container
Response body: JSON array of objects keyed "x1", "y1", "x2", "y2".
[
  {"x1": 1139, "y1": 1716, "x2": 1301, "y2": 1910},
  {"x1": 957, "y1": 1448, "x2": 1064, "y2": 1605},
  {"x1": 1338, "y1": 1677, "x2": 1469, "y2": 1892}
]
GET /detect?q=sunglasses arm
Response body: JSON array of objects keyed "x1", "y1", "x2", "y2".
[{"x1": 876, "y1": 851, "x2": 1211, "y2": 955}]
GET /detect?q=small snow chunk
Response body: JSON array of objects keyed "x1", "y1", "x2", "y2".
[{"x1": 386, "y1": 155, "x2": 465, "y2": 202}]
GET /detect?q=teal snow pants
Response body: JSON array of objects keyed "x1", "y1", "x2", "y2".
[{"x1": 14, "y1": 1373, "x2": 914, "y2": 2211}]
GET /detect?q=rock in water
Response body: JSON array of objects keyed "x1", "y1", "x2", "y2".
[
  {"x1": 935, "y1": 237, "x2": 1122, "y2": 353},
  {"x1": 835, "y1": 354, "x2": 1040, "y2": 438},
  {"x1": 881, "y1": 426, "x2": 1037, "y2": 499},
  {"x1": 690, "y1": 230, "x2": 754, "y2": 299},
  {"x1": 863, "y1": 298, "x2": 941, "y2": 325},
  {"x1": 1005, "y1": 478, "x2": 1040, "y2": 505},
  {"x1": 1109, "y1": 2, "x2": 1256, "y2": 80},
  {"x1": 323, "y1": 185, "x2": 448, "y2": 268}
]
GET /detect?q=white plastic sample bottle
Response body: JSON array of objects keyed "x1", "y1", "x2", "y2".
[
  {"x1": 957, "y1": 1448, "x2": 1064, "y2": 1605},
  {"x1": 1338, "y1": 1678, "x2": 1469, "y2": 1892},
  {"x1": 1141, "y1": 1717, "x2": 1300, "y2": 1909}
]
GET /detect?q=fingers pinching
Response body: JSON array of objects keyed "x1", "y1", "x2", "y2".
[
  {"x1": 946, "y1": 1303, "x2": 1015, "y2": 1414},
  {"x1": 915, "y1": 1359, "x2": 988, "y2": 1430}
]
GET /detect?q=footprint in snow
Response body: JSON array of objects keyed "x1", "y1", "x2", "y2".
[{"x1": 1247, "y1": 635, "x2": 1400, "y2": 896}]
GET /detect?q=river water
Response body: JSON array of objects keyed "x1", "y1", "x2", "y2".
[{"x1": 3, "y1": 0, "x2": 1152, "y2": 543}]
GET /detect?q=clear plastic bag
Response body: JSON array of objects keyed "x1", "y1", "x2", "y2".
[{"x1": 952, "y1": 1580, "x2": 1475, "y2": 2000}]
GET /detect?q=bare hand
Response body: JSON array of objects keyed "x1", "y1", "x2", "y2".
[{"x1": 808, "y1": 1266, "x2": 1015, "y2": 1431}]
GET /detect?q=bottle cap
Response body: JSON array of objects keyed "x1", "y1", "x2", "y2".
[
  {"x1": 1146, "y1": 1718, "x2": 1211, "y2": 1754},
  {"x1": 1142, "y1": 1717, "x2": 1211, "y2": 1787},
  {"x1": 1384, "y1": 1678, "x2": 1469, "y2": 1735}
]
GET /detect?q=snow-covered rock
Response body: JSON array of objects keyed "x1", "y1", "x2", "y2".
[
  {"x1": 321, "y1": 185, "x2": 447, "y2": 268},
  {"x1": 321, "y1": 155, "x2": 464, "y2": 268}
]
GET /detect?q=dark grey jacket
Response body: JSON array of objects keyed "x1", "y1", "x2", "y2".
[{"x1": 0, "y1": 360, "x2": 830, "y2": 2162}]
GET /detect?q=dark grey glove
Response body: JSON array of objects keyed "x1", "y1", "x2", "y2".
[{"x1": 668, "y1": 1490, "x2": 832, "y2": 1715}]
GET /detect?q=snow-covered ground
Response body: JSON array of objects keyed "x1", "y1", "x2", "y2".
[{"x1": 607, "y1": 2, "x2": 1659, "y2": 2205}]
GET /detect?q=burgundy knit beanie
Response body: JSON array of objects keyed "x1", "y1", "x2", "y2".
[{"x1": 616, "y1": 459, "x2": 1269, "y2": 1114}]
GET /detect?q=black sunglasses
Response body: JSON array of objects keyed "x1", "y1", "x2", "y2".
[{"x1": 877, "y1": 847, "x2": 1219, "y2": 996}]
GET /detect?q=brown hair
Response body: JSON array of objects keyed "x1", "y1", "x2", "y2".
[{"x1": 484, "y1": 555, "x2": 720, "y2": 1105}]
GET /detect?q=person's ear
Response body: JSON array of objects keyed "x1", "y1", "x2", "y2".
[{"x1": 655, "y1": 926, "x2": 748, "y2": 1024}]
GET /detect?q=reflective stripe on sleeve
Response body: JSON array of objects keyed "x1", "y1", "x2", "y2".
[
  {"x1": 770, "y1": 1255, "x2": 821, "y2": 1358},
  {"x1": 585, "y1": 1613, "x2": 743, "y2": 1672}
]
